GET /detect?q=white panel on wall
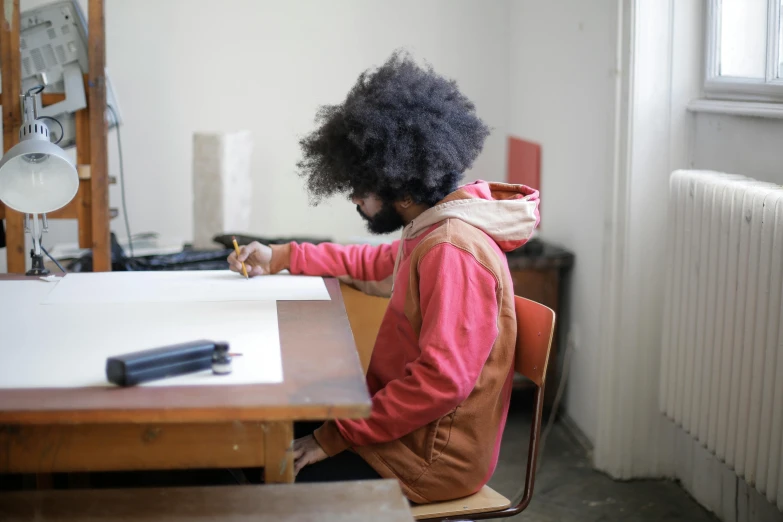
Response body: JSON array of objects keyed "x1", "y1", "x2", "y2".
[{"x1": 192, "y1": 131, "x2": 253, "y2": 250}]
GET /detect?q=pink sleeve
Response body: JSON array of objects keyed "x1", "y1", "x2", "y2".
[
  {"x1": 288, "y1": 241, "x2": 398, "y2": 294},
  {"x1": 327, "y1": 243, "x2": 500, "y2": 447}
]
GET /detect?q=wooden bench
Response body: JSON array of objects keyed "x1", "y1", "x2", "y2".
[{"x1": 0, "y1": 479, "x2": 414, "y2": 522}]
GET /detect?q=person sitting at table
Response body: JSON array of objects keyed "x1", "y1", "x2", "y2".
[{"x1": 228, "y1": 51, "x2": 540, "y2": 504}]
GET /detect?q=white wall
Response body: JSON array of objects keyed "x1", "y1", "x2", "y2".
[
  {"x1": 593, "y1": 0, "x2": 682, "y2": 480},
  {"x1": 692, "y1": 113, "x2": 783, "y2": 185},
  {"x1": 508, "y1": 0, "x2": 619, "y2": 444},
  {"x1": 677, "y1": 97, "x2": 783, "y2": 522},
  {"x1": 2, "y1": 0, "x2": 511, "y2": 271},
  {"x1": 621, "y1": 1, "x2": 783, "y2": 519}
]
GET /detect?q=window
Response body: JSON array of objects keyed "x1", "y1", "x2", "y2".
[{"x1": 705, "y1": 0, "x2": 783, "y2": 102}]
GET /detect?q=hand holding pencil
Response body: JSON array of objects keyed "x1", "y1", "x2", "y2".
[
  {"x1": 231, "y1": 237, "x2": 249, "y2": 278},
  {"x1": 228, "y1": 240, "x2": 274, "y2": 277}
]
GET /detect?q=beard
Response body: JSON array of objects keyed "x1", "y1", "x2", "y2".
[{"x1": 356, "y1": 201, "x2": 405, "y2": 234}]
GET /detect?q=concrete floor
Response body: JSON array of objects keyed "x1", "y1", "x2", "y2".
[{"x1": 490, "y1": 395, "x2": 719, "y2": 522}]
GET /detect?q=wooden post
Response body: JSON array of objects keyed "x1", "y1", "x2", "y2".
[
  {"x1": 75, "y1": 76, "x2": 93, "y2": 249},
  {"x1": 88, "y1": 0, "x2": 110, "y2": 271},
  {"x1": 0, "y1": 0, "x2": 25, "y2": 273},
  {"x1": 263, "y1": 421, "x2": 294, "y2": 483}
]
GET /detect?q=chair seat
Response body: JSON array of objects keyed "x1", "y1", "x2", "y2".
[{"x1": 410, "y1": 486, "x2": 511, "y2": 520}]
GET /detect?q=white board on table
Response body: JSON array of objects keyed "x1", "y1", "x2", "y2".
[
  {"x1": 0, "y1": 281, "x2": 283, "y2": 389},
  {"x1": 41, "y1": 270, "x2": 330, "y2": 305}
]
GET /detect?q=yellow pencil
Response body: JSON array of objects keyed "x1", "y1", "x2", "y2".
[{"x1": 232, "y1": 236, "x2": 248, "y2": 279}]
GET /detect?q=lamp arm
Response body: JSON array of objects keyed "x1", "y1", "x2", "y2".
[
  {"x1": 21, "y1": 86, "x2": 41, "y2": 124},
  {"x1": 30, "y1": 214, "x2": 43, "y2": 257}
]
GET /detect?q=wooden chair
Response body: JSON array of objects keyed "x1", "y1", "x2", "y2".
[
  {"x1": 339, "y1": 282, "x2": 390, "y2": 373},
  {"x1": 410, "y1": 296, "x2": 556, "y2": 521}
]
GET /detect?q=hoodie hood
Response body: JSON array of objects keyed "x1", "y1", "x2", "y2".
[
  {"x1": 405, "y1": 180, "x2": 540, "y2": 252},
  {"x1": 390, "y1": 180, "x2": 540, "y2": 287}
]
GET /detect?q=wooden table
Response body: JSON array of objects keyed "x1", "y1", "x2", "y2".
[
  {"x1": 0, "y1": 479, "x2": 414, "y2": 522},
  {"x1": 0, "y1": 276, "x2": 370, "y2": 484}
]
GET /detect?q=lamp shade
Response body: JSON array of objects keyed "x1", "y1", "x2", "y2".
[{"x1": 0, "y1": 138, "x2": 78, "y2": 214}]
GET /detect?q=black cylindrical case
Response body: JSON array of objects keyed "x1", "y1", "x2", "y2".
[{"x1": 106, "y1": 339, "x2": 220, "y2": 386}]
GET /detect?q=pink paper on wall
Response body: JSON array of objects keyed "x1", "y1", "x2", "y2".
[
  {"x1": 507, "y1": 136, "x2": 541, "y2": 221},
  {"x1": 507, "y1": 136, "x2": 541, "y2": 189}
]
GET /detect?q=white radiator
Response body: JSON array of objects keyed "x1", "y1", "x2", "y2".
[{"x1": 660, "y1": 170, "x2": 783, "y2": 511}]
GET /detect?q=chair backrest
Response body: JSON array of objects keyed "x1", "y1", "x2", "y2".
[
  {"x1": 339, "y1": 282, "x2": 389, "y2": 373},
  {"x1": 490, "y1": 296, "x2": 556, "y2": 520},
  {"x1": 513, "y1": 295, "x2": 555, "y2": 388}
]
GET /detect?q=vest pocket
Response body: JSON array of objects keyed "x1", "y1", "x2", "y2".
[
  {"x1": 398, "y1": 410, "x2": 457, "y2": 468},
  {"x1": 427, "y1": 410, "x2": 456, "y2": 464}
]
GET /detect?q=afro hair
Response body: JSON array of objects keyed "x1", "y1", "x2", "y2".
[{"x1": 297, "y1": 51, "x2": 490, "y2": 207}]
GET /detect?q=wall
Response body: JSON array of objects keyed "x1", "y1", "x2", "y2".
[
  {"x1": 648, "y1": 1, "x2": 783, "y2": 520},
  {"x1": 677, "y1": 92, "x2": 783, "y2": 522},
  {"x1": 593, "y1": 0, "x2": 681, "y2": 479},
  {"x1": 580, "y1": 0, "x2": 783, "y2": 516},
  {"x1": 692, "y1": 113, "x2": 783, "y2": 185},
  {"x1": 507, "y1": 0, "x2": 619, "y2": 444},
  {"x1": 1, "y1": 0, "x2": 511, "y2": 271}
]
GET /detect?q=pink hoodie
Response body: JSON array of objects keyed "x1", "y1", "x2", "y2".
[{"x1": 271, "y1": 180, "x2": 540, "y2": 502}]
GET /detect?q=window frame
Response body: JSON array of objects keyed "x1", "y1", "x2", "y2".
[{"x1": 704, "y1": 0, "x2": 783, "y2": 102}]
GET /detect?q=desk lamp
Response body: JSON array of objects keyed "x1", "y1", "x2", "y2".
[{"x1": 0, "y1": 86, "x2": 79, "y2": 275}]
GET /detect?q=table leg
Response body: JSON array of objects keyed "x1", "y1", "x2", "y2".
[{"x1": 263, "y1": 421, "x2": 294, "y2": 483}]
